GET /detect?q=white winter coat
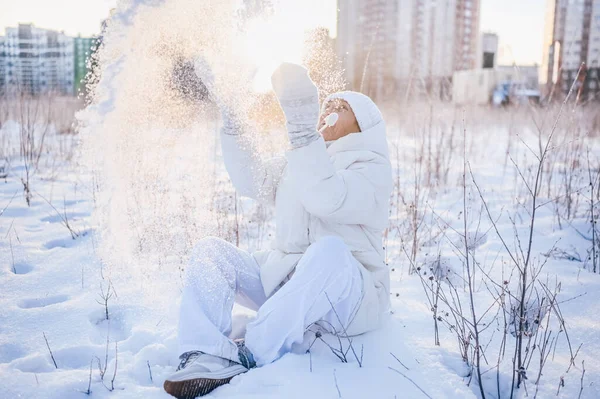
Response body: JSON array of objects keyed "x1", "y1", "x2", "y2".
[{"x1": 221, "y1": 120, "x2": 393, "y2": 336}]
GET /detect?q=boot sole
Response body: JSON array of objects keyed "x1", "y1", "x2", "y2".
[{"x1": 164, "y1": 376, "x2": 233, "y2": 398}]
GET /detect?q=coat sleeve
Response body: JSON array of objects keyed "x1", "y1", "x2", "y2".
[
  {"x1": 221, "y1": 131, "x2": 286, "y2": 205},
  {"x1": 285, "y1": 136, "x2": 392, "y2": 227}
]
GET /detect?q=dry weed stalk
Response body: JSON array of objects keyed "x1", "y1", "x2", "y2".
[
  {"x1": 467, "y1": 64, "x2": 586, "y2": 397},
  {"x1": 97, "y1": 281, "x2": 114, "y2": 321},
  {"x1": 17, "y1": 93, "x2": 52, "y2": 205},
  {"x1": 43, "y1": 332, "x2": 58, "y2": 369},
  {"x1": 389, "y1": 77, "x2": 590, "y2": 398},
  {"x1": 460, "y1": 112, "x2": 486, "y2": 399}
]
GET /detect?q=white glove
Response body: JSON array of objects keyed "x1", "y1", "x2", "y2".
[{"x1": 271, "y1": 63, "x2": 320, "y2": 149}]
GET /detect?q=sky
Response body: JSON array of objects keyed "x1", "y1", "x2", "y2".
[
  {"x1": 480, "y1": 0, "x2": 546, "y2": 66},
  {"x1": 0, "y1": 0, "x2": 118, "y2": 37},
  {"x1": 0, "y1": 0, "x2": 546, "y2": 65}
]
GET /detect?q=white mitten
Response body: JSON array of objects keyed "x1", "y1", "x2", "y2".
[
  {"x1": 271, "y1": 63, "x2": 320, "y2": 149},
  {"x1": 193, "y1": 56, "x2": 216, "y2": 101}
]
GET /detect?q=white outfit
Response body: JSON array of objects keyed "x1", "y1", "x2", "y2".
[
  {"x1": 178, "y1": 236, "x2": 363, "y2": 366},
  {"x1": 221, "y1": 98, "x2": 392, "y2": 336},
  {"x1": 178, "y1": 85, "x2": 392, "y2": 366}
]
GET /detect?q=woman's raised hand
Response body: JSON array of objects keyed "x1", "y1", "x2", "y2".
[
  {"x1": 193, "y1": 55, "x2": 244, "y2": 135},
  {"x1": 271, "y1": 63, "x2": 320, "y2": 149},
  {"x1": 193, "y1": 56, "x2": 218, "y2": 103}
]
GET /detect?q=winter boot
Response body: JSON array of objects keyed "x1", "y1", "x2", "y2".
[
  {"x1": 163, "y1": 343, "x2": 256, "y2": 399},
  {"x1": 163, "y1": 351, "x2": 247, "y2": 398}
]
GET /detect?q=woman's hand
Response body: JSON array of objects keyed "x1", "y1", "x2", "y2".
[
  {"x1": 193, "y1": 56, "x2": 218, "y2": 103},
  {"x1": 193, "y1": 55, "x2": 243, "y2": 135},
  {"x1": 271, "y1": 63, "x2": 320, "y2": 149}
]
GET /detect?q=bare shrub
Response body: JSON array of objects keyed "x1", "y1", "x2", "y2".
[
  {"x1": 16, "y1": 93, "x2": 52, "y2": 205},
  {"x1": 384, "y1": 74, "x2": 593, "y2": 397}
]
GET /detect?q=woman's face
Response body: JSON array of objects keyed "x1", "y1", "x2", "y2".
[{"x1": 318, "y1": 99, "x2": 361, "y2": 141}]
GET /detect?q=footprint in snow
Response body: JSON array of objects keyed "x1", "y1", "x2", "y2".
[
  {"x1": 0, "y1": 343, "x2": 27, "y2": 364},
  {"x1": 43, "y1": 229, "x2": 91, "y2": 249},
  {"x1": 11, "y1": 262, "x2": 34, "y2": 275},
  {"x1": 44, "y1": 237, "x2": 77, "y2": 249},
  {"x1": 17, "y1": 294, "x2": 70, "y2": 309},
  {"x1": 40, "y1": 212, "x2": 89, "y2": 224},
  {"x1": 11, "y1": 343, "x2": 101, "y2": 372},
  {"x1": 88, "y1": 309, "x2": 132, "y2": 344}
]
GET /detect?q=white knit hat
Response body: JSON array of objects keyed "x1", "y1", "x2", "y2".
[{"x1": 322, "y1": 91, "x2": 383, "y2": 132}]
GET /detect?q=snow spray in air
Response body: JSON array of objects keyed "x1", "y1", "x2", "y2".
[{"x1": 77, "y1": 0, "x2": 346, "y2": 294}]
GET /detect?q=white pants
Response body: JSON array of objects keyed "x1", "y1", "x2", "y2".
[{"x1": 177, "y1": 236, "x2": 364, "y2": 366}]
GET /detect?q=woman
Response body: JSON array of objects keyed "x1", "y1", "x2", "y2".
[{"x1": 164, "y1": 62, "x2": 393, "y2": 398}]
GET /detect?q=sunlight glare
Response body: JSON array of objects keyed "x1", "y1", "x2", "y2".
[{"x1": 242, "y1": 16, "x2": 307, "y2": 92}]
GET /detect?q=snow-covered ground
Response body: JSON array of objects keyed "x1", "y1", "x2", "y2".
[
  {"x1": 0, "y1": 127, "x2": 473, "y2": 399},
  {"x1": 1, "y1": 1, "x2": 599, "y2": 397},
  {"x1": 1, "y1": 105, "x2": 599, "y2": 399}
]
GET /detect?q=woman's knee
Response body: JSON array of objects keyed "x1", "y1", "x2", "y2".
[
  {"x1": 187, "y1": 236, "x2": 232, "y2": 277},
  {"x1": 190, "y1": 236, "x2": 232, "y2": 259},
  {"x1": 301, "y1": 236, "x2": 351, "y2": 273}
]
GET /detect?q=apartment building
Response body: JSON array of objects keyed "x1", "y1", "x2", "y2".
[
  {"x1": 481, "y1": 32, "x2": 498, "y2": 68},
  {"x1": 74, "y1": 36, "x2": 97, "y2": 95},
  {"x1": 0, "y1": 24, "x2": 75, "y2": 96},
  {"x1": 0, "y1": 36, "x2": 5, "y2": 95},
  {"x1": 336, "y1": 0, "x2": 480, "y2": 100},
  {"x1": 543, "y1": 0, "x2": 600, "y2": 100}
]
